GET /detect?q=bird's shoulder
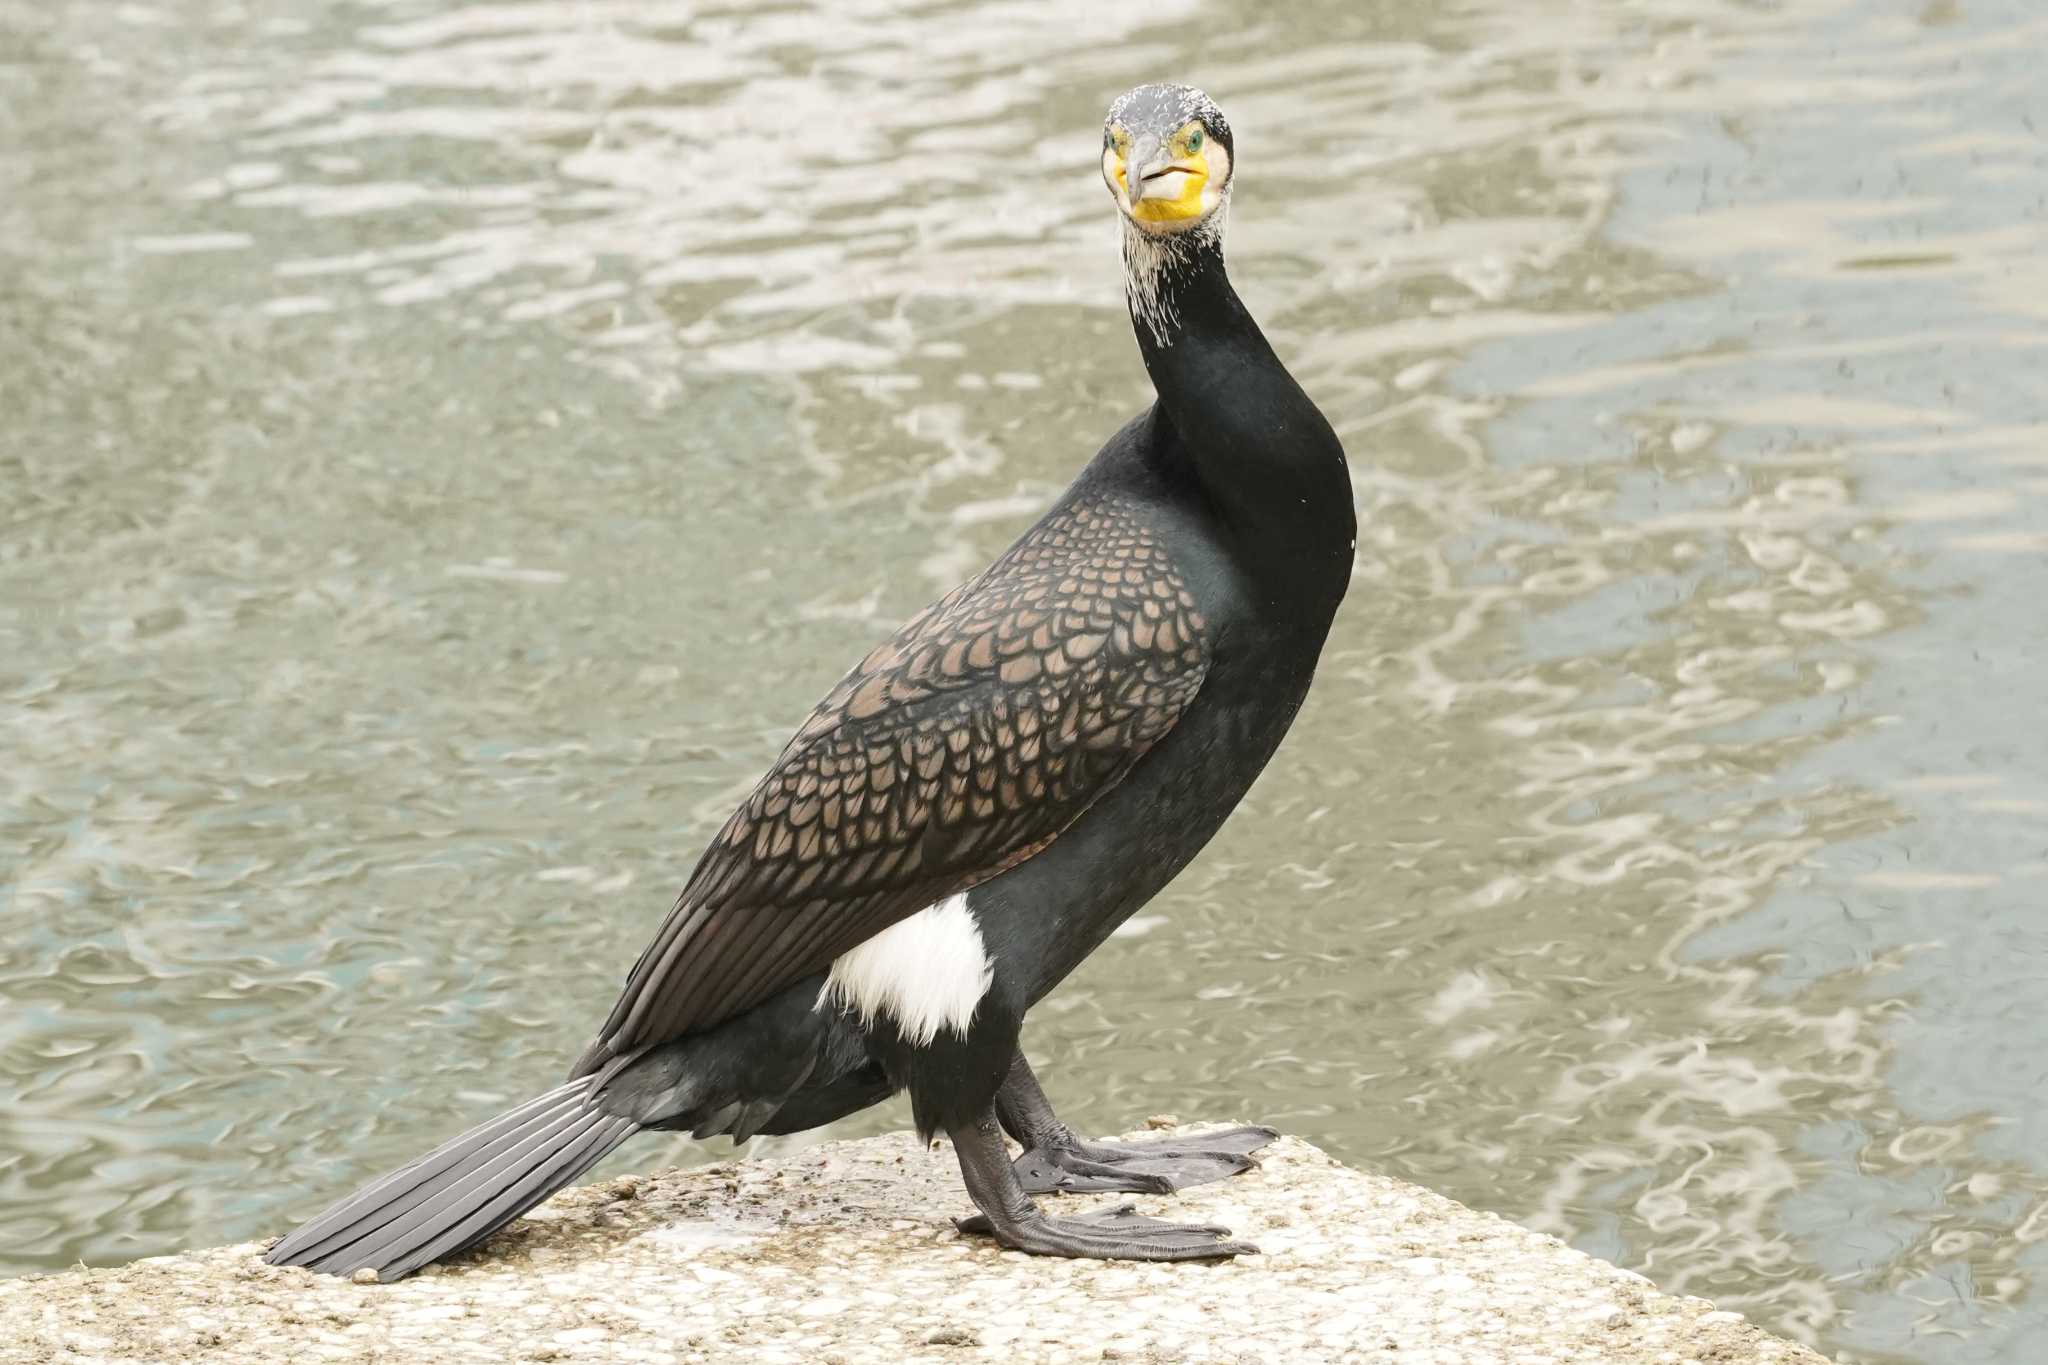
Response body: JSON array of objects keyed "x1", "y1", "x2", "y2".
[
  {"x1": 808, "y1": 493, "x2": 1207, "y2": 734},
  {"x1": 705, "y1": 492, "x2": 1212, "y2": 894}
]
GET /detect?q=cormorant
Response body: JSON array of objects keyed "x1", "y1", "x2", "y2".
[{"x1": 266, "y1": 82, "x2": 1354, "y2": 1280}]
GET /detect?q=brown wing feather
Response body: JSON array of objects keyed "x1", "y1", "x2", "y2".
[{"x1": 575, "y1": 495, "x2": 1210, "y2": 1073}]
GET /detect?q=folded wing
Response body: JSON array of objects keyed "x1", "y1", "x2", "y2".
[{"x1": 573, "y1": 496, "x2": 1210, "y2": 1076}]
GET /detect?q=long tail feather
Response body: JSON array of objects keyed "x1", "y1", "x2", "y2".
[{"x1": 265, "y1": 1080, "x2": 640, "y2": 1281}]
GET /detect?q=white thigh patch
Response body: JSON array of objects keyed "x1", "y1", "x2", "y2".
[{"x1": 818, "y1": 893, "x2": 993, "y2": 1046}]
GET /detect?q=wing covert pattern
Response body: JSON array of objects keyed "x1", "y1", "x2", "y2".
[{"x1": 575, "y1": 495, "x2": 1210, "y2": 1073}]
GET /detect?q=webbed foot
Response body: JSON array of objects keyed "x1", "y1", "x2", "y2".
[
  {"x1": 1012, "y1": 1124, "x2": 1278, "y2": 1195},
  {"x1": 955, "y1": 1202, "x2": 1256, "y2": 1261},
  {"x1": 949, "y1": 1109, "x2": 1258, "y2": 1263}
]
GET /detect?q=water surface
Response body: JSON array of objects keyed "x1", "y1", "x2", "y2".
[{"x1": 4, "y1": 1, "x2": 2047, "y2": 1360}]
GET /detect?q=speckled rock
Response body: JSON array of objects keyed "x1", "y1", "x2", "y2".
[{"x1": 0, "y1": 1127, "x2": 1831, "y2": 1364}]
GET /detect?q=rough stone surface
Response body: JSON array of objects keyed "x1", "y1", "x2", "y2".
[{"x1": 0, "y1": 1127, "x2": 1832, "y2": 1364}]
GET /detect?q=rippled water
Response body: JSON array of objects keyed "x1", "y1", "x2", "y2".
[{"x1": 5, "y1": 0, "x2": 2047, "y2": 1359}]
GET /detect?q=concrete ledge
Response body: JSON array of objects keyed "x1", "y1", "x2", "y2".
[{"x1": 1, "y1": 1125, "x2": 1830, "y2": 1364}]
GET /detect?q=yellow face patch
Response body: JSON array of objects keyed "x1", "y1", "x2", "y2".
[{"x1": 1110, "y1": 121, "x2": 1211, "y2": 226}]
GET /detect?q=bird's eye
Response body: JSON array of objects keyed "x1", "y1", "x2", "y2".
[{"x1": 1186, "y1": 127, "x2": 1204, "y2": 152}]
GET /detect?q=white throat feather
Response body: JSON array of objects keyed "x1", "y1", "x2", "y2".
[{"x1": 1120, "y1": 203, "x2": 1228, "y2": 349}]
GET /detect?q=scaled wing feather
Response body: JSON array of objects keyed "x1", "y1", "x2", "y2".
[{"x1": 573, "y1": 494, "x2": 1210, "y2": 1075}]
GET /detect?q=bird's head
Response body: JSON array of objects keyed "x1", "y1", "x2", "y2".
[{"x1": 1101, "y1": 83, "x2": 1233, "y2": 237}]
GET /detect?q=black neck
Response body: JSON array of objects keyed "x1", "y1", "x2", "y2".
[{"x1": 1125, "y1": 226, "x2": 1354, "y2": 622}]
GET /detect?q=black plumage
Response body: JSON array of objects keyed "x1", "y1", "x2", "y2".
[{"x1": 267, "y1": 82, "x2": 1354, "y2": 1280}]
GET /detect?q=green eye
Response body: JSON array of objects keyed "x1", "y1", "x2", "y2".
[{"x1": 1186, "y1": 127, "x2": 1204, "y2": 152}]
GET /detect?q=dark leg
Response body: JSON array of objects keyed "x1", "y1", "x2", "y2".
[
  {"x1": 949, "y1": 1107, "x2": 1256, "y2": 1260},
  {"x1": 993, "y1": 1052, "x2": 1276, "y2": 1196}
]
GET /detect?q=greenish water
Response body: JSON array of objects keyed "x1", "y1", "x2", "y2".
[{"x1": 5, "y1": 1, "x2": 2047, "y2": 1360}]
